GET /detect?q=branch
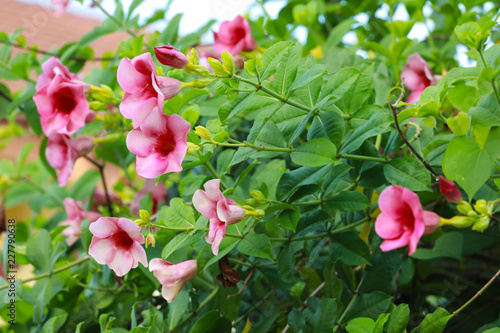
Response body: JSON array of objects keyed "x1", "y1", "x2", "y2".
[
  {"x1": 452, "y1": 268, "x2": 500, "y2": 316},
  {"x1": 83, "y1": 156, "x2": 113, "y2": 216},
  {"x1": 388, "y1": 86, "x2": 439, "y2": 178},
  {"x1": 227, "y1": 269, "x2": 254, "y2": 299},
  {"x1": 0, "y1": 40, "x2": 117, "y2": 62}
]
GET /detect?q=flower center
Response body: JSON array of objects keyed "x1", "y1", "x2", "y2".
[
  {"x1": 232, "y1": 27, "x2": 246, "y2": 42},
  {"x1": 54, "y1": 87, "x2": 77, "y2": 113},
  {"x1": 110, "y1": 230, "x2": 134, "y2": 250},
  {"x1": 155, "y1": 131, "x2": 176, "y2": 157}
]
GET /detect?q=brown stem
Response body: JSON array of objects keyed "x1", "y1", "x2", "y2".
[
  {"x1": 389, "y1": 87, "x2": 439, "y2": 179},
  {"x1": 83, "y1": 156, "x2": 113, "y2": 216},
  {"x1": 227, "y1": 269, "x2": 254, "y2": 300}
]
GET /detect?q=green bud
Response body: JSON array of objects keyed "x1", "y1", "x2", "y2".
[
  {"x1": 184, "y1": 78, "x2": 216, "y2": 89},
  {"x1": 184, "y1": 62, "x2": 212, "y2": 77},
  {"x1": 448, "y1": 216, "x2": 476, "y2": 228},
  {"x1": 207, "y1": 57, "x2": 228, "y2": 76},
  {"x1": 194, "y1": 126, "x2": 211, "y2": 140},
  {"x1": 186, "y1": 142, "x2": 201, "y2": 155},
  {"x1": 221, "y1": 51, "x2": 234, "y2": 76},
  {"x1": 474, "y1": 200, "x2": 489, "y2": 215},
  {"x1": 140, "y1": 209, "x2": 151, "y2": 224},
  {"x1": 250, "y1": 190, "x2": 266, "y2": 201},
  {"x1": 457, "y1": 200, "x2": 473, "y2": 215},
  {"x1": 472, "y1": 215, "x2": 490, "y2": 232},
  {"x1": 187, "y1": 48, "x2": 199, "y2": 64},
  {"x1": 244, "y1": 58, "x2": 262, "y2": 77},
  {"x1": 244, "y1": 198, "x2": 261, "y2": 206}
]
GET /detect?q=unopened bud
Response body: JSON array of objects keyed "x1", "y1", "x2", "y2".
[
  {"x1": 474, "y1": 200, "x2": 489, "y2": 215},
  {"x1": 72, "y1": 136, "x2": 94, "y2": 156},
  {"x1": 194, "y1": 126, "x2": 211, "y2": 140},
  {"x1": 140, "y1": 209, "x2": 151, "y2": 224},
  {"x1": 439, "y1": 175, "x2": 461, "y2": 203},
  {"x1": 457, "y1": 200, "x2": 473, "y2": 215},
  {"x1": 186, "y1": 142, "x2": 200, "y2": 155},
  {"x1": 183, "y1": 78, "x2": 215, "y2": 89},
  {"x1": 472, "y1": 215, "x2": 490, "y2": 232},
  {"x1": 441, "y1": 216, "x2": 476, "y2": 228},
  {"x1": 154, "y1": 44, "x2": 188, "y2": 69},
  {"x1": 250, "y1": 190, "x2": 266, "y2": 201},
  {"x1": 212, "y1": 131, "x2": 229, "y2": 143}
]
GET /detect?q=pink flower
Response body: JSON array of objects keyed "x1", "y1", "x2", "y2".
[
  {"x1": 401, "y1": 53, "x2": 436, "y2": 104},
  {"x1": 117, "y1": 53, "x2": 184, "y2": 128},
  {"x1": 36, "y1": 57, "x2": 80, "y2": 91},
  {"x1": 60, "y1": 198, "x2": 101, "y2": 246},
  {"x1": 192, "y1": 179, "x2": 246, "y2": 255},
  {"x1": 126, "y1": 107, "x2": 190, "y2": 179},
  {"x1": 51, "y1": 0, "x2": 69, "y2": 17},
  {"x1": 46, "y1": 134, "x2": 93, "y2": 186},
  {"x1": 131, "y1": 179, "x2": 168, "y2": 215},
  {"x1": 149, "y1": 259, "x2": 198, "y2": 302},
  {"x1": 89, "y1": 217, "x2": 148, "y2": 276},
  {"x1": 154, "y1": 45, "x2": 189, "y2": 69},
  {"x1": 213, "y1": 15, "x2": 257, "y2": 55},
  {"x1": 34, "y1": 74, "x2": 94, "y2": 136},
  {"x1": 439, "y1": 175, "x2": 462, "y2": 203},
  {"x1": 375, "y1": 185, "x2": 440, "y2": 255}
]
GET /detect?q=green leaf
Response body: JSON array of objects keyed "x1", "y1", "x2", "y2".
[
  {"x1": 447, "y1": 82, "x2": 479, "y2": 112},
  {"x1": 161, "y1": 13, "x2": 183, "y2": 45},
  {"x1": 237, "y1": 234, "x2": 273, "y2": 260},
  {"x1": 277, "y1": 244, "x2": 296, "y2": 282},
  {"x1": 469, "y1": 94, "x2": 500, "y2": 126},
  {"x1": 310, "y1": 298, "x2": 338, "y2": 333},
  {"x1": 277, "y1": 165, "x2": 331, "y2": 200},
  {"x1": 331, "y1": 231, "x2": 371, "y2": 265},
  {"x1": 412, "y1": 307, "x2": 451, "y2": 333},
  {"x1": 455, "y1": 22, "x2": 482, "y2": 49},
  {"x1": 168, "y1": 290, "x2": 189, "y2": 330},
  {"x1": 341, "y1": 292, "x2": 392, "y2": 323},
  {"x1": 323, "y1": 191, "x2": 369, "y2": 212},
  {"x1": 412, "y1": 232, "x2": 463, "y2": 260},
  {"x1": 383, "y1": 159, "x2": 432, "y2": 192},
  {"x1": 158, "y1": 198, "x2": 195, "y2": 229},
  {"x1": 33, "y1": 279, "x2": 52, "y2": 323},
  {"x1": 289, "y1": 64, "x2": 327, "y2": 93},
  {"x1": 26, "y1": 229, "x2": 52, "y2": 271},
  {"x1": 273, "y1": 43, "x2": 302, "y2": 96},
  {"x1": 259, "y1": 41, "x2": 293, "y2": 81},
  {"x1": 218, "y1": 91, "x2": 256, "y2": 122},
  {"x1": 189, "y1": 311, "x2": 225, "y2": 333},
  {"x1": 447, "y1": 111, "x2": 470, "y2": 136},
  {"x1": 42, "y1": 311, "x2": 68, "y2": 333},
  {"x1": 291, "y1": 138, "x2": 336, "y2": 167},
  {"x1": 346, "y1": 317, "x2": 376, "y2": 333},
  {"x1": 308, "y1": 111, "x2": 346, "y2": 149},
  {"x1": 387, "y1": 304, "x2": 410, "y2": 333},
  {"x1": 161, "y1": 230, "x2": 197, "y2": 260},
  {"x1": 342, "y1": 112, "x2": 393, "y2": 153},
  {"x1": 443, "y1": 135, "x2": 492, "y2": 198}
]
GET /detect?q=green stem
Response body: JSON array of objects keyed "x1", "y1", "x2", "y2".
[
  {"x1": 452, "y1": 268, "x2": 500, "y2": 316},
  {"x1": 0, "y1": 256, "x2": 90, "y2": 290},
  {"x1": 235, "y1": 75, "x2": 350, "y2": 119},
  {"x1": 173, "y1": 286, "x2": 220, "y2": 331},
  {"x1": 333, "y1": 293, "x2": 359, "y2": 332},
  {"x1": 478, "y1": 48, "x2": 500, "y2": 109},
  {"x1": 338, "y1": 154, "x2": 388, "y2": 163},
  {"x1": 215, "y1": 141, "x2": 293, "y2": 152}
]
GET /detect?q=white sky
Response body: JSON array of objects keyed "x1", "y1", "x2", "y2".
[{"x1": 19, "y1": 0, "x2": 498, "y2": 67}]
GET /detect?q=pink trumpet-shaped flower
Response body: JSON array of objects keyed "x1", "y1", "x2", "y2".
[
  {"x1": 60, "y1": 198, "x2": 101, "y2": 246},
  {"x1": 149, "y1": 259, "x2": 198, "y2": 302},
  {"x1": 213, "y1": 15, "x2": 257, "y2": 55},
  {"x1": 36, "y1": 57, "x2": 81, "y2": 91},
  {"x1": 51, "y1": 0, "x2": 69, "y2": 17},
  {"x1": 439, "y1": 175, "x2": 462, "y2": 203},
  {"x1": 401, "y1": 53, "x2": 436, "y2": 104},
  {"x1": 117, "y1": 53, "x2": 183, "y2": 128},
  {"x1": 89, "y1": 217, "x2": 148, "y2": 277},
  {"x1": 192, "y1": 179, "x2": 246, "y2": 255},
  {"x1": 34, "y1": 74, "x2": 94, "y2": 136},
  {"x1": 46, "y1": 133, "x2": 93, "y2": 186},
  {"x1": 126, "y1": 107, "x2": 190, "y2": 179},
  {"x1": 375, "y1": 185, "x2": 440, "y2": 255},
  {"x1": 154, "y1": 45, "x2": 189, "y2": 69}
]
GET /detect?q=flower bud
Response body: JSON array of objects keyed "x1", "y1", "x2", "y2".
[
  {"x1": 194, "y1": 126, "x2": 211, "y2": 140},
  {"x1": 140, "y1": 209, "x2": 151, "y2": 224},
  {"x1": 72, "y1": 136, "x2": 94, "y2": 156},
  {"x1": 474, "y1": 200, "x2": 489, "y2": 215},
  {"x1": 423, "y1": 211, "x2": 440, "y2": 235},
  {"x1": 183, "y1": 78, "x2": 216, "y2": 89},
  {"x1": 250, "y1": 190, "x2": 266, "y2": 201},
  {"x1": 154, "y1": 44, "x2": 189, "y2": 69},
  {"x1": 186, "y1": 142, "x2": 200, "y2": 155},
  {"x1": 441, "y1": 216, "x2": 476, "y2": 228},
  {"x1": 457, "y1": 200, "x2": 473, "y2": 215},
  {"x1": 146, "y1": 233, "x2": 156, "y2": 248},
  {"x1": 439, "y1": 175, "x2": 461, "y2": 203},
  {"x1": 472, "y1": 215, "x2": 490, "y2": 232}
]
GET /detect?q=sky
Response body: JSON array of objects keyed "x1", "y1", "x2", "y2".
[{"x1": 19, "y1": 0, "x2": 498, "y2": 67}]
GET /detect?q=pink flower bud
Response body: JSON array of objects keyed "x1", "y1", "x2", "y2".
[
  {"x1": 154, "y1": 45, "x2": 189, "y2": 69},
  {"x1": 439, "y1": 175, "x2": 461, "y2": 203},
  {"x1": 60, "y1": 198, "x2": 101, "y2": 246},
  {"x1": 72, "y1": 136, "x2": 94, "y2": 156}
]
